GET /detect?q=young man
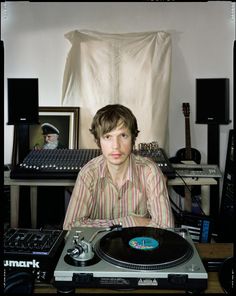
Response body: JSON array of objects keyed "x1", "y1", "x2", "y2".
[{"x1": 63, "y1": 104, "x2": 174, "y2": 230}]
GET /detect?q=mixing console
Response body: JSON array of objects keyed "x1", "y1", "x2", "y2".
[
  {"x1": 10, "y1": 147, "x2": 175, "y2": 179},
  {"x1": 135, "y1": 147, "x2": 175, "y2": 177},
  {"x1": 10, "y1": 149, "x2": 101, "y2": 179},
  {"x1": 4, "y1": 228, "x2": 67, "y2": 282}
]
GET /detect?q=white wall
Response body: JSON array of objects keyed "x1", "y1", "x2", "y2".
[{"x1": 2, "y1": 2, "x2": 235, "y2": 178}]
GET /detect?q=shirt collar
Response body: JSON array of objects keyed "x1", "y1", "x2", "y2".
[{"x1": 99, "y1": 153, "x2": 139, "y2": 187}]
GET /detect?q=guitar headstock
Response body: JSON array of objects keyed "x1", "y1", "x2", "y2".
[{"x1": 182, "y1": 103, "x2": 190, "y2": 117}]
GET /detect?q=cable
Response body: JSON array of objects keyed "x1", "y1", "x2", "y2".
[
  {"x1": 169, "y1": 195, "x2": 183, "y2": 213},
  {"x1": 173, "y1": 171, "x2": 206, "y2": 216},
  {"x1": 169, "y1": 194, "x2": 190, "y2": 222}
]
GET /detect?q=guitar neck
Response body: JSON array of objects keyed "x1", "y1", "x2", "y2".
[{"x1": 185, "y1": 116, "x2": 192, "y2": 159}]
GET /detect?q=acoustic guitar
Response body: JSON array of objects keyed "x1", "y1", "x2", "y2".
[
  {"x1": 175, "y1": 103, "x2": 201, "y2": 163},
  {"x1": 170, "y1": 103, "x2": 201, "y2": 206}
]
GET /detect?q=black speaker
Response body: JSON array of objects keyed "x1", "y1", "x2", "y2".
[
  {"x1": 7, "y1": 78, "x2": 39, "y2": 125},
  {"x1": 196, "y1": 78, "x2": 230, "y2": 124}
]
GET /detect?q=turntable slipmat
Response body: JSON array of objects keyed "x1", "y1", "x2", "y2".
[{"x1": 95, "y1": 227, "x2": 193, "y2": 270}]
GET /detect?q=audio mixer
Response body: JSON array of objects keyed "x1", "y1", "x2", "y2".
[
  {"x1": 10, "y1": 147, "x2": 176, "y2": 179},
  {"x1": 4, "y1": 228, "x2": 67, "y2": 282}
]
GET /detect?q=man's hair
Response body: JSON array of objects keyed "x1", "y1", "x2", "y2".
[{"x1": 89, "y1": 104, "x2": 140, "y2": 148}]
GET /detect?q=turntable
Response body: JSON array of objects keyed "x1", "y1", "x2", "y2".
[{"x1": 54, "y1": 226, "x2": 208, "y2": 293}]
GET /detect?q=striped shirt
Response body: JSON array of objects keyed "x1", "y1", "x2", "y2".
[{"x1": 63, "y1": 153, "x2": 174, "y2": 230}]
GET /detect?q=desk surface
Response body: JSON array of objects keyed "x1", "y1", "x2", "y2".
[
  {"x1": 4, "y1": 171, "x2": 75, "y2": 186},
  {"x1": 33, "y1": 243, "x2": 233, "y2": 294},
  {"x1": 4, "y1": 171, "x2": 217, "y2": 186},
  {"x1": 4, "y1": 170, "x2": 217, "y2": 228}
]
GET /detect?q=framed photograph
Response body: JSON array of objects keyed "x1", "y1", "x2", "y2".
[{"x1": 29, "y1": 107, "x2": 80, "y2": 149}]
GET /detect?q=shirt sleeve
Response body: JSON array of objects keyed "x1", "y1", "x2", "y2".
[
  {"x1": 63, "y1": 171, "x2": 93, "y2": 230},
  {"x1": 146, "y1": 166, "x2": 175, "y2": 229}
]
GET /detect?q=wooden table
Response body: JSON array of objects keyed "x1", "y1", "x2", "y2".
[
  {"x1": 32, "y1": 243, "x2": 233, "y2": 294},
  {"x1": 4, "y1": 171, "x2": 217, "y2": 228}
]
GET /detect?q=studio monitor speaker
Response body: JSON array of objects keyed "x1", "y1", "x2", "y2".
[
  {"x1": 7, "y1": 78, "x2": 39, "y2": 125},
  {"x1": 196, "y1": 78, "x2": 230, "y2": 124}
]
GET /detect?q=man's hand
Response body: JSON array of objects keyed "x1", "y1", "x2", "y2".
[
  {"x1": 34, "y1": 144, "x2": 41, "y2": 150},
  {"x1": 132, "y1": 216, "x2": 151, "y2": 227}
]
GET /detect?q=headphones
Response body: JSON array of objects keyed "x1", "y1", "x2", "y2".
[
  {"x1": 219, "y1": 257, "x2": 234, "y2": 294},
  {"x1": 4, "y1": 271, "x2": 34, "y2": 294}
]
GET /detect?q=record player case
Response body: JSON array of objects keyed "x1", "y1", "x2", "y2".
[{"x1": 54, "y1": 226, "x2": 208, "y2": 293}]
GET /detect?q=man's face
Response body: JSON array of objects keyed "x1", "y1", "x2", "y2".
[
  {"x1": 100, "y1": 123, "x2": 132, "y2": 167},
  {"x1": 44, "y1": 133, "x2": 58, "y2": 144},
  {"x1": 43, "y1": 133, "x2": 58, "y2": 149}
]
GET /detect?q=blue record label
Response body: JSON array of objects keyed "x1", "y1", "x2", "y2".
[{"x1": 129, "y1": 236, "x2": 159, "y2": 250}]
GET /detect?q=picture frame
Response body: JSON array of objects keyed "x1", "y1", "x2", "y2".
[{"x1": 29, "y1": 106, "x2": 80, "y2": 150}]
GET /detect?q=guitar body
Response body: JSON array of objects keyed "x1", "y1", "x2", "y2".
[{"x1": 176, "y1": 147, "x2": 201, "y2": 164}]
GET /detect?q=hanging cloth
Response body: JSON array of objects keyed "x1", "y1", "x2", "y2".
[{"x1": 61, "y1": 30, "x2": 171, "y2": 151}]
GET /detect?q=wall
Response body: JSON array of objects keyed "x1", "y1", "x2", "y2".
[{"x1": 2, "y1": 2, "x2": 235, "y2": 179}]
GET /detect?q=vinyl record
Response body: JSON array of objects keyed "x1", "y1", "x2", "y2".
[{"x1": 95, "y1": 227, "x2": 193, "y2": 270}]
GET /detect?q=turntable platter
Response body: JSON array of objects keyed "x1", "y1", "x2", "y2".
[{"x1": 95, "y1": 227, "x2": 193, "y2": 270}]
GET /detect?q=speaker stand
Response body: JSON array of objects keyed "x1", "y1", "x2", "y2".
[
  {"x1": 11, "y1": 124, "x2": 31, "y2": 227},
  {"x1": 207, "y1": 123, "x2": 220, "y2": 232},
  {"x1": 207, "y1": 124, "x2": 220, "y2": 165},
  {"x1": 12, "y1": 124, "x2": 30, "y2": 165}
]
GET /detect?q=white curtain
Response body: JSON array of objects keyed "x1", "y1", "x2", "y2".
[{"x1": 62, "y1": 30, "x2": 171, "y2": 151}]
